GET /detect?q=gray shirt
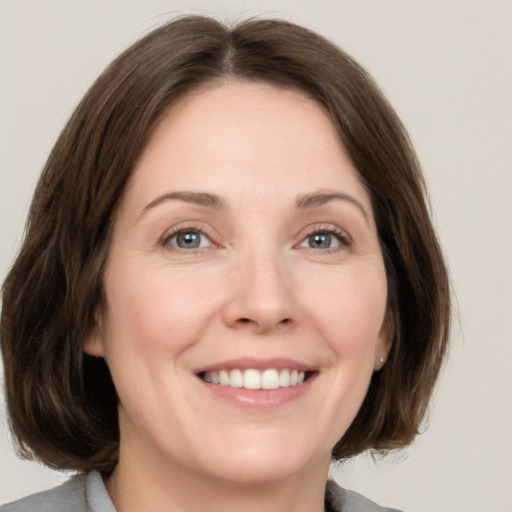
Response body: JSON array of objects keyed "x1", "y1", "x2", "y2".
[{"x1": 1, "y1": 472, "x2": 402, "y2": 512}]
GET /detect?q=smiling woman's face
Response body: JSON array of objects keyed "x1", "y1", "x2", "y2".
[{"x1": 85, "y1": 81, "x2": 390, "y2": 486}]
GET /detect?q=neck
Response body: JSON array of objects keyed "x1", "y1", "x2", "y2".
[{"x1": 106, "y1": 449, "x2": 330, "y2": 512}]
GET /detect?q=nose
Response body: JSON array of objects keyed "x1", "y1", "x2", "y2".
[{"x1": 222, "y1": 250, "x2": 298, "y2": 334}]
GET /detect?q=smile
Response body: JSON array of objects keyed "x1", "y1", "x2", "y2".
[{"x1": 200, "y1": 368, "x2": 312, "y2": 390}]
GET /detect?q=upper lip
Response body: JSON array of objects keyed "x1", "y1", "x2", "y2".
[{"x1": 194, "y1": 357, "x2": 317, "y2": 374}]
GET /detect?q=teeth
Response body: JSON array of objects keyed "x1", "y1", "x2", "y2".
[
  {"x1": 279, "y1": 369, "x2": 290, "y2": 387},
  {"x1": 201, "y1": 369, "x2": 307, "y2": 389},
  {"x1": 229, "y1": 369, "x2": 243, "y2": 388},
  {"x1": 261, "y1": 369, "x2": 279, "y2": 389},
  {"x1": 244, "y1": 369, "x2": 261, "y2": 389},
  {"x1": 219, "y1": 370, "x2": 229, "y2": 386}
]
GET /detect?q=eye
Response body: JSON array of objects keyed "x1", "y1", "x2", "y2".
[
  {"x1": 164, "y1": 229, "x2": 212, "y2": 250},
  {"x1": 305, "y1": 232, "x2": 337, "y2": 249},
  {"x1": 298, "y1": 228, "x2": 351, "y2": 250}
]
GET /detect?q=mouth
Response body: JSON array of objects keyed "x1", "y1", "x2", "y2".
[{"x1": 198, "y1": 368, "x2": 316, "y2": 390}]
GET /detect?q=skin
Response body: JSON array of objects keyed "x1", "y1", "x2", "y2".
[{"x1": 84, "y1": 81, "x2": 391, "y2": 512}]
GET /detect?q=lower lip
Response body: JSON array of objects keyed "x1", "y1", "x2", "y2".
[{"x1": 198, "y1": 375, "x2": 317, "y2": 409}]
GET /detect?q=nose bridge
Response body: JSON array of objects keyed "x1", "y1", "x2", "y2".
[{"x1": 225, "y1": 240, "x2": 296, "y2": 332}]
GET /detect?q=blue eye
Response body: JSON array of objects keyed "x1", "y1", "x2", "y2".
[
  {"x1": 307, "y1": 232, "x2": 338, "y2": 249},
  {"x1": 165, "y1": 230, "x2": 211, "y2": 249},
  {"x1": 299, "y1": 229, "x2": 350, "y2": 250}
]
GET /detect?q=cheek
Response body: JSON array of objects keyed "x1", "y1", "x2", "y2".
[
  {"x1": 305, "y1": 266, "x2": 388, "y2": 354},
  {"x1": 102, "y1": 265, "x2": 224, "y2": 354}
]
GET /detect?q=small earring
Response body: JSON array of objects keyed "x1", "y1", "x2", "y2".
[{"x1": 379, "y1": 358, "x2": 384, "y2": 363}]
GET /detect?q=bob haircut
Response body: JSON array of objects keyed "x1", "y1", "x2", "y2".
[{"x1": 1, "y1": 15, "x2": 450, "y2": 475}]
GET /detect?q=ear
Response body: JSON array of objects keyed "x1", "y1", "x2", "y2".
[
  {"x1": 374, "y1": 313, "x2": 394, "y2": 371},
  {"x1": 83, "y1": 310, "x2": 106, "y2": 358}
]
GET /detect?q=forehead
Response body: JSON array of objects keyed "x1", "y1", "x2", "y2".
[{"x1": 122, "y1": 80, "x2": 371, "y2": 214}]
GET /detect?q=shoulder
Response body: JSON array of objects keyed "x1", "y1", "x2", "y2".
[
  {"x1": 0, "y1": 472, "x2": 114, "y2": 512},
  {"x1": 0, "y1": 476, "x2": 86, "y2": 512},
  {"x1": 326, "y1": 480, "x2": 404, "y2": 512}
]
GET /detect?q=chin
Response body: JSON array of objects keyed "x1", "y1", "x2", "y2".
[
  {"x1": 190, "y1": 430, "x2": 332, "y2": 486},
  {"x1": 202, "y1": 454, "x2": 321, "y2": 487}
]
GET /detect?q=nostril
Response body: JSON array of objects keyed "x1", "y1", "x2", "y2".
[{"x1": 231, "y1": 317, "x2": 293, "y2": 330}]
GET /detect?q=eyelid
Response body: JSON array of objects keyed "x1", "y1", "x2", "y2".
[
  {"x1": 296, "y1": 223, "x2": 353, "y2": 250},
  {"x1": 158, "y1": 221, "x2": 352, "y2": 253},
  {"x1": 159, "y1": 222, "x2": 220, "y2": 250}
]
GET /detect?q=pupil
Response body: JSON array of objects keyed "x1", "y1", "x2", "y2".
[
  {"x1": 309, "y1": 233, "x2": 331, "y2": 249},
  {"x1": 177, "y1": 232, "x2": 200, "y2": 248}
]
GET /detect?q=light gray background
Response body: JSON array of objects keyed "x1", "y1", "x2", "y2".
[{"x1": 1, "y1": 1, "x2": 511, "y2": 511}]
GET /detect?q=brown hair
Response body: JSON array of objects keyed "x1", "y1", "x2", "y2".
[{"x1": 1, "y1": 15, "x2": 450, "y2": 474}]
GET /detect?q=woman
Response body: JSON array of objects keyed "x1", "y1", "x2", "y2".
[{"x1": 1, "y1": 15, "x2": 450, "y2": 512}]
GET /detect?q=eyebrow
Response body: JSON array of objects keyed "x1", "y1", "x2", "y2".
[
  {"x1": 141, "y1": 189, "x2": 369, "y2": 223},
  {"x1": 141, "y1": 191, "x2": 226, "y2": 216},
  {"x1": 295, "y1": 191, "x2": 369, "y2": 223}
]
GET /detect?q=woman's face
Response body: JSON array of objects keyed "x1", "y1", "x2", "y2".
[{"x1": 85, "y1": 81, "x2": 390, "y2": 485}]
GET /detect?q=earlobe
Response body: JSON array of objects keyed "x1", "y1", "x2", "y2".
[
  {"x1": 374, "y1": 313, "x2": 394, "y2": 371},
  {"x1": 374, "y1": 355, "x2": 386, "y2": 371},
  {"x1": 83, "y1": 312, "x2": 106, "y2": 357},
  {"x1": 83, "y1": 334, "x2": 105, "y2": 358}
]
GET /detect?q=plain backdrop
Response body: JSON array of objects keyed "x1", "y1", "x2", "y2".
[{"x1": 1, "y1": 1, "x2": 511, "y2": 511}]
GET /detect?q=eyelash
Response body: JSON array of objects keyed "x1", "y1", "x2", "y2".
[
  {"x1": 300, "y1": 225, "x2": 352, "y2": 252},
  {"x1": 160, "y1": 224, "x2": 352, "y2": 253},
  {"x1": 160, "y1": 225, "x2": 216, "y2": 252}
]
